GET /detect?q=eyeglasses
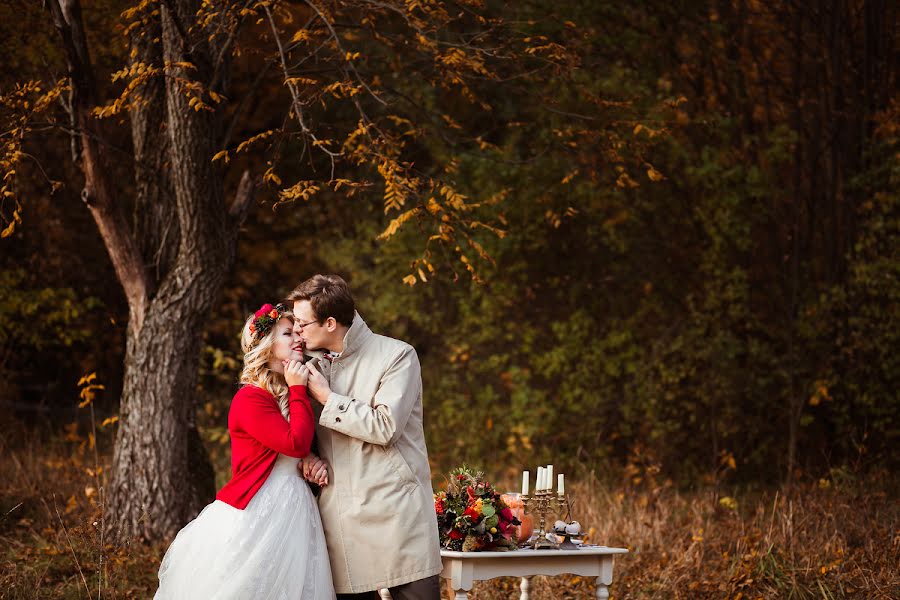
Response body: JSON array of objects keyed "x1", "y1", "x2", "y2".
[{"x1": 293, "y1": 318, "x2": 320, "y2": 330}]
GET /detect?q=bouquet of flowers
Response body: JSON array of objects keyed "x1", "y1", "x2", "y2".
[{"x1": 434, "y1": 465, "x2": 521, "y2": 551}]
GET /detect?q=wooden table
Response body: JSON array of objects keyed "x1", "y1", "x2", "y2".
[{"x1": 438, "y1": 546, "x2": 629, "y2": 600}]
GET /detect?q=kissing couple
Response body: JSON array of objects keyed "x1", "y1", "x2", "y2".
[{"x1": 154, "y1": 274, "x2": 442, "y2": 599}]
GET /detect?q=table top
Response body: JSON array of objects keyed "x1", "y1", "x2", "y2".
[{"x1": 440, "y1": 546, "x2": 629, "y2": 559}]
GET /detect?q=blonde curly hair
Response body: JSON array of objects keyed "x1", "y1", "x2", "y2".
[{"x1": 239, "y1": 310, "x2": 294, "y2": 418}]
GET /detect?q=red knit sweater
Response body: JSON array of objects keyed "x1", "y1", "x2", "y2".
[{"x1": 216, "y1": 384, "x2": 314, "y2": 509}]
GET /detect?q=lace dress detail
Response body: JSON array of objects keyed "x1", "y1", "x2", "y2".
[{"x1": 155, "y1": 454, "x2": 335, "y2": 599}]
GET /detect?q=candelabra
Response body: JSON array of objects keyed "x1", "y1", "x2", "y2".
[{"x1": 521, "y1": 490, "x2": 571, "y2": 550}]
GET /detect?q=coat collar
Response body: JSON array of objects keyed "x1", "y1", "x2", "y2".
[{"x1": 337, "y1": 311, "x2": 372, "y2": 359}]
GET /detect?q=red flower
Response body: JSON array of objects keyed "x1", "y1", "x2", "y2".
[
  {"x1": 457, "y1": 474, "x2": 466, "y2": 481},
  {"x1": 255, "y1": 303, "x2": 275, "y2": 318},
  {"x1": 499, "y1": 507, "x2": 514, "y2": 522},
  {"x1": 449, "y1": 529, "x2": 464, "y2": 540},
  {"x1": 464, "y1": 506, "x2": 480, "y2": 520},
  {"x1": 435, "y1": 499, "x2": 444, "y2": 515},
  {"x1": 268, "y1": 309, "x2": 279, "y2": 319},
  {"x1": 249, "y1": 323, "x2": 256, "y2": 333}
]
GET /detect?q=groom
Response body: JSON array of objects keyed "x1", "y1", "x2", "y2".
[{"x1": 287, "y1": 274, "x2": 442, "y2": 600}]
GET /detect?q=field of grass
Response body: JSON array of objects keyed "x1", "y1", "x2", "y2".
[{"x1": 1, "y1": 420, "x2": 897, "y2": 599}]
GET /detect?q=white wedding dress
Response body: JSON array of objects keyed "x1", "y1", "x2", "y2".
[{"x1": 155, "y1": 453, "x2": 336, "y2": 600}]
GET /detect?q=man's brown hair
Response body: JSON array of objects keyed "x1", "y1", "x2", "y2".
[{"x1": 286, "y1": 274, "x2": 356, "y2": 327}]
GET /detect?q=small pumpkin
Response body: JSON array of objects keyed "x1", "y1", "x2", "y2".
[{"x1": 500, "y1": 492, "x2": 534, "y2": 544}]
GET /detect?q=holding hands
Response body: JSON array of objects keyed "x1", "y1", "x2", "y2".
[
  {"x1": 300, "y1": 454, "x2": 329, "y2": 487},
  {"x1": 283, "y1": 360, "x2": 309, "y2": 387}
]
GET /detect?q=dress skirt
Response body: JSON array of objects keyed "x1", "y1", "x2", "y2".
[{"x1": 155, "y1": 454, "x2": 336, "y2": 600}]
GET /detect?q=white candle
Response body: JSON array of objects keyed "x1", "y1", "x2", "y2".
[
  {"x1": 537, "y1": 466, "x2": 545, "y2": 491},
  {"x1": 522, "y1": 470, "x2": 530, "y2": 496},
  {"x1": 546, "y1": 464, "x2": 554, "y2": 492},
  {"x1": 558, "y1": 473, "x2": 565, "y2": 495}
]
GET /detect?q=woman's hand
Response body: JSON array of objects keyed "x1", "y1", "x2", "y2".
[
  {"x1": 283, "y1": 359, "x2": 309, "y2": 387},
  {"x1": 300, "y1": 453, "x2": 330, "y2": 487}
]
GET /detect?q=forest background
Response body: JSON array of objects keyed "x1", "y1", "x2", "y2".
[{"x1": 1, "y1": 0, "x2": 897, "y2": 598}]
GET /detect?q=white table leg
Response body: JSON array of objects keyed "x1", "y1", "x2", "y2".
[
  {"x1": 595, "y1": 554, "x2": 614, "y2": 600},
  {"x1": 519, "y1": 576, "x2": 532, "y2": 600},
  {"x1": 448, "y1": 558, "x2": 473, "y2": 600}
]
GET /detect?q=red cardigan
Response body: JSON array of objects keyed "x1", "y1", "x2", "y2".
[{"x1": 216, "y1": 384, "x2": 314, "y2": 509}]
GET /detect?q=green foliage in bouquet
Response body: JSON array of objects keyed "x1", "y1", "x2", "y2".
[{"x1": 434, "y1": 465, "x2": 521, "y2": 552}]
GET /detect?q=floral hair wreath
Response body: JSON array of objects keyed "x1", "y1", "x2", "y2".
[{"x1": 249, "y1": 303, "x2": 288, "y2": 341}]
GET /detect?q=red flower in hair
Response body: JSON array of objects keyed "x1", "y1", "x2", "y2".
[
  {"x1": 255, "y1": 303, "x2": 275, "y2": 318},
  {"x1": 249, "y1": 303, "x2": 286, "y2": 340}
]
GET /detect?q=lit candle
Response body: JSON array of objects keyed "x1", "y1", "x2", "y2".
[
  {"x1": 558, "y1": 473, "x2": 565, "y2": 495},
  {"x1": 546, "y1": 464, "x2": 554, "y2": 492},
  {"x1": 522, "y1": 470, "x2": 530, "y2": 496}
]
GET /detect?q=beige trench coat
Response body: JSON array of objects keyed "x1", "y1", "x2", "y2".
[{"x1": 312, "y1": 313, "x2": 441, "y2": 593}]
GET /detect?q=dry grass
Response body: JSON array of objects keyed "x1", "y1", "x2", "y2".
[{"x1": 1, "y1": 423, "x2": 897, "y2": 599}]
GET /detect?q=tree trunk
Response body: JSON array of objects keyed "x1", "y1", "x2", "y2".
[
  {"x1": 104, "y1": 0, "x2": 244, "y2": 541},
  {"x1": 45, "y1": 0, "x2": 249, "y2": 540},
  {"x1": 129, "y1": 12, "x2": 179, "y2": 286}
]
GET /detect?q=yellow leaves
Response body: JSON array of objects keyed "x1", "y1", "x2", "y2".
[
  {"x1": 720, "y1": 450, "x2": 737, "y2": 471},
  {"x1": 523, "y1": 40, "x2": 569, "y2": 61},
  {"x1": 441, "y1": 114, "x2": 463, "y2": 131},
  {"x1": 378, "y1": 160, "x2": 412, "y2": 213},
  {"x1": 100, "y1": 416, "x2": 119, "y2": 428},
  {"x1": 322, "y1": 81, "x2": 362, "y2": 99},
  {"x1": 64, "y1": 494, "x2": 78, "y2": 515},
  {"x1": 561, "y1": 169, "x2": 580, "y2": 185},
  {"x1": 377, "y1": 207, "x2": 420, "y2": 241},
  {"x1": 436, "y1": 48, "x2": 490, "y2": 77},
  {"x1": 284, "y1": 76, "x2": 319, "y2": 87},
  {"x1": 475, "y1": 136, "x2": 498, "y2": 151},
  {"x1": 77, "y1": 372, "x2": 104, "y2": 409},
  {"x1": 809, "y1": 382, "x2": 831, "y2": 406},
  {"x1": 402, "y1": 274, "x2": 417, "y2": 286},
  {"x1": 719, "y1": 496, "x2": 738, "y2": 511},
  {"x1": 212, "y1": 150, "x2": 229, "y2": 164},
  {"x1": 646, "y1": 165, "x2": 666, "y2": 181},
  {"x1": 468, "y1": 221, "x2": 507, "y2": 239},
  {"x1": 386, "y1": 115, "x2": 417, "y2": 137},
  {"x1": 439, "y1": 184, "x2": 469, "y2": 211},
  {"x1": 235, "y1": 130, "x2": 274, "y2": 155},
  {"x1": 187, "y1": 95, "x2": 213, "y2": 112},
  {"x1": 290, "y1": 29, "x2": 311, "y2": 44},
  {"x1": 616, "y1": 171, "x2": 640, "y2": 189},
  {"x1": 278, "y1": 180, "x2": 320, "y2": 203},
  {"x1": 1, "y1": 207, "x2": 21, "y2": 238},
  {"x1": 344, "y1": 51, "x2": 361, "y2": 61},
  {"x1": 263, "y1": 168, "x2": 282, "y2": 186}
]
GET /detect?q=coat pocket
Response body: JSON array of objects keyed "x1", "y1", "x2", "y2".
[{"x1": 381, "y1": 444, "x2": 419, "y2": 491}]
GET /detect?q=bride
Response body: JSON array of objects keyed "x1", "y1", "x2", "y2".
[{"x1": 155, "y1": 303, "x2": 335, "y2": 599}]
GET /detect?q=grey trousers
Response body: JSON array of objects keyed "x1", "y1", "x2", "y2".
[{"x1": 336, "y1": 574, "x2": 441, "y2": 600}]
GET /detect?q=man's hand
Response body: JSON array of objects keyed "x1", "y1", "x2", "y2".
[
  {"x1": 305, "y1": 361, "x2": 331, "y2": 405},
  {"x1": 299, "y1": 453, "x2": 329, "y2": 486}
]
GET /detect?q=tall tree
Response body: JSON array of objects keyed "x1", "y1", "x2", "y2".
[
  {"x1": 3, "y1": 0, "x2": 607, "y2": 540},
  {"x1": 44, "y1": 0, "x2": 253, "y2": 538}
]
